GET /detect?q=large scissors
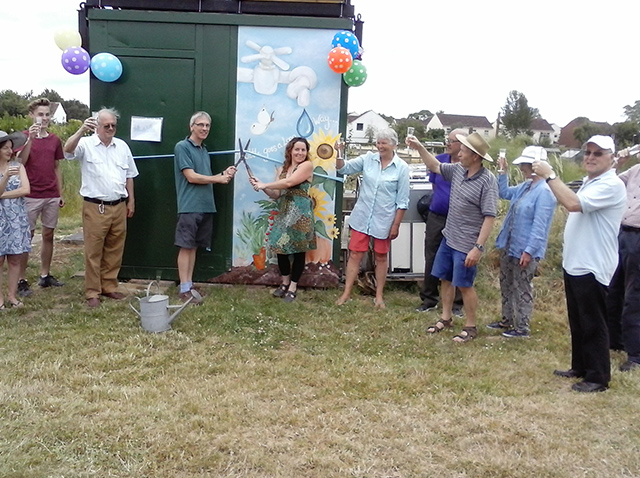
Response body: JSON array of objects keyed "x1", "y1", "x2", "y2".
[{"x1": 234, "y1": 138, "x2": 254, "y2": 179}]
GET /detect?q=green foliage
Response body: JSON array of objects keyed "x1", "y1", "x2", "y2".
[
  {"x1": 0, "y1": 113, "x2": 30, "y2": 133},
  {"x1": 392, "y1": 118, "x2": 426, "y2": 143},
  {"x1": 623, "y1": 99, "x2": 640, "y2": 124},
  {"x1": 500, "y1": 90, "x2": 540, "y2": 138},
  {"x1": 407, "y1": 109, "x2": 432, "y2": 121},
  {"x1": 0, "y1": 89, "x2": 88, "y2": 121},
  {"x1": 235, "y1": 199, "x2": 277, "y2": 256},
  {"x1": 424, "y1": 128, "x2": 445, "y2": 142},
  {"x1": 312, "y1": 166, "x2": 336, "y2": 200},
  {"x1": 613, "y1": 121, "x2": 640, "y2": 149},
  {"x1": 49, "y1": 119, "x2": 84, "y2": 143},
  {"x1": 0, "y1": 90, "x2": 29, "y2": 116},
  {"x1": 572, "y1": 121, "x2": 613, "y2": 145}
]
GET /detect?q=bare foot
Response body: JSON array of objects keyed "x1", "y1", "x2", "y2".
[{"x1": 335, "y1": 296, "x2": 351, "y2": 306}]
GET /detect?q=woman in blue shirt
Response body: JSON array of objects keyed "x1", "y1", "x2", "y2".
[
  {"x1": 334, "y1": 129, "x2": 410, "y2": 309},
  {"x1": 489, "y1": 146, "x2": 556, "y2": 337}
]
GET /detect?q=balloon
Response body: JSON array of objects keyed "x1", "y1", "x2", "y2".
[
  {"x1": 343, "y1": 60, "x2": 367, "y2": 87},
  {"x1": 54, "y1": 29, "x2": 82, "y2": 51},
  {"x1": 327, "y1": 46, "x2": 353, "y2": 74},
  {"x1": 91, "y1": 52, "x2": 123, "y2": 82},
  {"x1": 331, "y1": 30, "x2": 360, "y2": 59},
  {"x1": 61, "y1": 47, "x2": 90, "y2": 75}
]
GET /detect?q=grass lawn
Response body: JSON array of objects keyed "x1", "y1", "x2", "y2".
[{"x1": 1, "y1": 213, "x2": 640, "y2": 478}]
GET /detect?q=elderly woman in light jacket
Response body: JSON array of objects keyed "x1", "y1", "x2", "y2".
[{"x1": 489, "y1": 146, "x2": 556, "y2": 338}]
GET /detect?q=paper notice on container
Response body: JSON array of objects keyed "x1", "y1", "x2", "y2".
[{"x1": 131, "y1": 116, "x2": 163, "y2": 142}]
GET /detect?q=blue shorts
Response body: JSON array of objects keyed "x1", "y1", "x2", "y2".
[{"x1": 431, "y1": 239, "x2": 477, "y2": 288}]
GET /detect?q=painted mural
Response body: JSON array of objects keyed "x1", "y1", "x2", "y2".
[{"x1": 231, "y1": 26, "x2": 343, "y2": 278}]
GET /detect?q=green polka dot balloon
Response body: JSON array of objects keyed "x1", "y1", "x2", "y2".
[{"x1": 343, "y1": 60, "x2": 367, "y2": 87}]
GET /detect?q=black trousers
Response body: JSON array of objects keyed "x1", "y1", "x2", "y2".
[
  {"x1": 278, "y1": 252, "x2": 306, "y2": 283},
  {"x1": 419, "y1": 211, "x2": 462, "y2": 308},
  {"x1": 605, "y1": 229, "x2": 640, "y2": 360},
  {"x1": 564, "y1": 270, "x2": 611, "y2": 385}
]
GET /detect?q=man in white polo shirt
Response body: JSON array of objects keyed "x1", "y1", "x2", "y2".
[
  {"x1": 64, "y1": 108, "x2": 139, "y2": 308},
  {"x1": 534, "y1": 135, "x2": 625, "y2": 393}
]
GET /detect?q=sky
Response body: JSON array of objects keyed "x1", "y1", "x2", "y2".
[{"x1": 4, "y1": 0, "x2": 639, "y2": 127}]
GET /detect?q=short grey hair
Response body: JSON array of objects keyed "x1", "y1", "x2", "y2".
[
  {"x1": 190, "y1": 111, "x2": 211, "y2": 126},
  {"x1": 376, "y1": 128, "x2": 398, "y2": 146},
  {"x1": 449, "y1": 128, "x2": 467, "y2": 139},
  {"x1": 97, "y1": 107, "x2": 119, "y2": 122}
]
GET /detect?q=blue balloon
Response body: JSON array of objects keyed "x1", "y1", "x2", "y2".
[
  {"x1": 90, "y1": 52, "x2": 123, "y2": 83},
  {"x1": 331, "y1": 30, "x2": 360, "y2": 59}
]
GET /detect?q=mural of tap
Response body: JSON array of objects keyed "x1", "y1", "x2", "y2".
[{"x1": 238, "y1": 40, "x2": 318, "y2": 107}]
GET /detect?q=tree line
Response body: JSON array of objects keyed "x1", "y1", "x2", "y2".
[
  {"x1": 0, "y1": 89, "x2": 89, "y2": 121},
  {"x1": 383, "y1": 91, "x2": 640, "y2": 150}
]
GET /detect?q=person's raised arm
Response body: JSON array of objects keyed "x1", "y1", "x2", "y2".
[
  {"x1": 64, "y1": 117, "x2": 96, "y2": 155},
  {"x1": 406, "y1": 136, "x2": 441, "y2": 174},
  {"x1": 532, "y1": 160, "x2": 582, "y2": 212}
]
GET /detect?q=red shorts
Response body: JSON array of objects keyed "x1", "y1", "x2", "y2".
[{"x1": 348, "y1": 228, "x2": 391, "y2": 254}]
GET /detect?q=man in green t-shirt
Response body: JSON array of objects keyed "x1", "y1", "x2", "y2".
[{"x1": 174, "y1": 111, "x2": 236, "y2": 303}]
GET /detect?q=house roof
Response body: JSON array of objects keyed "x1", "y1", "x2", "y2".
[
  {"x1": 431, "y1": 113, "x2": 493, "y2": 129},
  {"x1": 558, "y1": 117, "x2": 614, "y2": 148},
  {"x1": 530, "y1": 118, "x2": 553, "y2": 131}
]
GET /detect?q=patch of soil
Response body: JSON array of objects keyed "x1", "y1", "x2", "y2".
[{"x1": 209, "y1": 262, "x2": 341, "y2": 288}]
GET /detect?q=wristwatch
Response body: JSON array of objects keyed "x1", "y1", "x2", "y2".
[
  {"x1": 545, "y1": 172, "x2": 557, "y2": 183},
  {"x1": 474, "y1": 243, "x2": 484, "y2": 252}
]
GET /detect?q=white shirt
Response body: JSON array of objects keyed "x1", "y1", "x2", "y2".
[
  {"x1": 563, "y1": 169, "x2": 626, "y2": 285},
  {"x1": 65, "y1": 134, "x2": 139, "y2": 201}
]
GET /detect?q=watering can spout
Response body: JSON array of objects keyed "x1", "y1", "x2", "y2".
[{"x1": 168, "y1": 289, "x2": 202, "y2": 325}]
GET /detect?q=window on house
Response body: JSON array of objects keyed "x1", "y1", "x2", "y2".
[{"x1": 356, "y1": 123, "x2": 364, "y2": 131}]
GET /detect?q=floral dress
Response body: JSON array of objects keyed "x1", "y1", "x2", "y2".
[
  {"x1": 269, "y1": 172, "x2": 317, "y2": 255},
  {"x1": 0, "y1": 173, "x2": 31, "y2": 256}
]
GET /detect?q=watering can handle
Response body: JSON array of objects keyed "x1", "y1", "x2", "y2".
[
  {"x1": 146, "y1": 280, "x2": 161, "y2": 297},
  {"x1": 129, "y1": 297, "x2": 142, "y2": 318}
]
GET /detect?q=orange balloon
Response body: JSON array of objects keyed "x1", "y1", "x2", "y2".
[{"x1": 327, "y1": 46, "x2": 353, "y2": 74}]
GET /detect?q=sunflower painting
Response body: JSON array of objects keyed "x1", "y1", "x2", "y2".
[{"x1": 305, "y1": 129, "x2": 341, "y2": 263}]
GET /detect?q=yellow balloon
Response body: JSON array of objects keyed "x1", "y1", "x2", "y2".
[{"x1": 54, "y1": 30, "x2": 82, "y2": 51}]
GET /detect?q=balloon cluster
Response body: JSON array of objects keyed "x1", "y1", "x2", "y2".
[
  {"x1": 327, "y1": 30, "x2": 367, "y2": 88},
  {"x1": 54, "y1": 29, "x2": 123, "y2": 82}
]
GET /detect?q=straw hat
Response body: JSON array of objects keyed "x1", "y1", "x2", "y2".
[{"x1": 455, "y1": 132, "x2": 493, "y2": 162}]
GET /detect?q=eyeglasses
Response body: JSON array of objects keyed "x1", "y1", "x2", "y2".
[
  {"x1": 446, "y1": 139, "x2": 460, "y2": 145},
  {"x1": 584, "y1": 150, "x2": 607, "y2": 157},
  {"x1": 101, "y1": 124, "x2": 117, "y2": 130},
  {"x1": 194, "y1": 123, "x2": 211, "y2": 128}
]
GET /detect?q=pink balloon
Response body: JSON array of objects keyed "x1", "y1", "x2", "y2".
[{"x1": 61, "y1": 47, "x2": 90, "y2": 75}]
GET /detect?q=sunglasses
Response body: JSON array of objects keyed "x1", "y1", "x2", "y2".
[
  {"x1": 583, "y1": 150, "x2": 607, "y2": 157},
  {"x1": 101, "y1": 123, "x2": 117, "y2": 130}
]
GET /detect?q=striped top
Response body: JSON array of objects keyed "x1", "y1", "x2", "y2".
[{"x1": 440, "y1": 162, "x2": 498, "y2": 253}]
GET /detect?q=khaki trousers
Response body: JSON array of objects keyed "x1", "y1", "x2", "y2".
[{"x1": 82, "y1": 201, "x2": 127, "y2": 299}]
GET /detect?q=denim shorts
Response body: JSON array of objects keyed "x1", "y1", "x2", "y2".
[{"x1": 431, "y1": 239, "x2": 477, "y2": 288}]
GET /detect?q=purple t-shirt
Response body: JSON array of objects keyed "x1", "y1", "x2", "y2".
[{"x1": 428, "y1": 153, "x2": 453, "y2": 216}]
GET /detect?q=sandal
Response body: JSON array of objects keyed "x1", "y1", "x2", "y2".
[
  {"x1": 426, "y1": 318, "x2": 453, "y2": 334},
  {"x1": 272, "y1": 283, "x2": 289, "y2": 298},
  {"x1": 8, "y1": 300, "x2": 24, "y2": 308},
  {"x1": 0, "y1": 303, "x2": 5, "y2": 310},
  {"x1": 282, "y1": 290, "x2": 297, "y2": 303},
  {"x1": 453, "y1": 326, "x2": 477, "y2": 343}
]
